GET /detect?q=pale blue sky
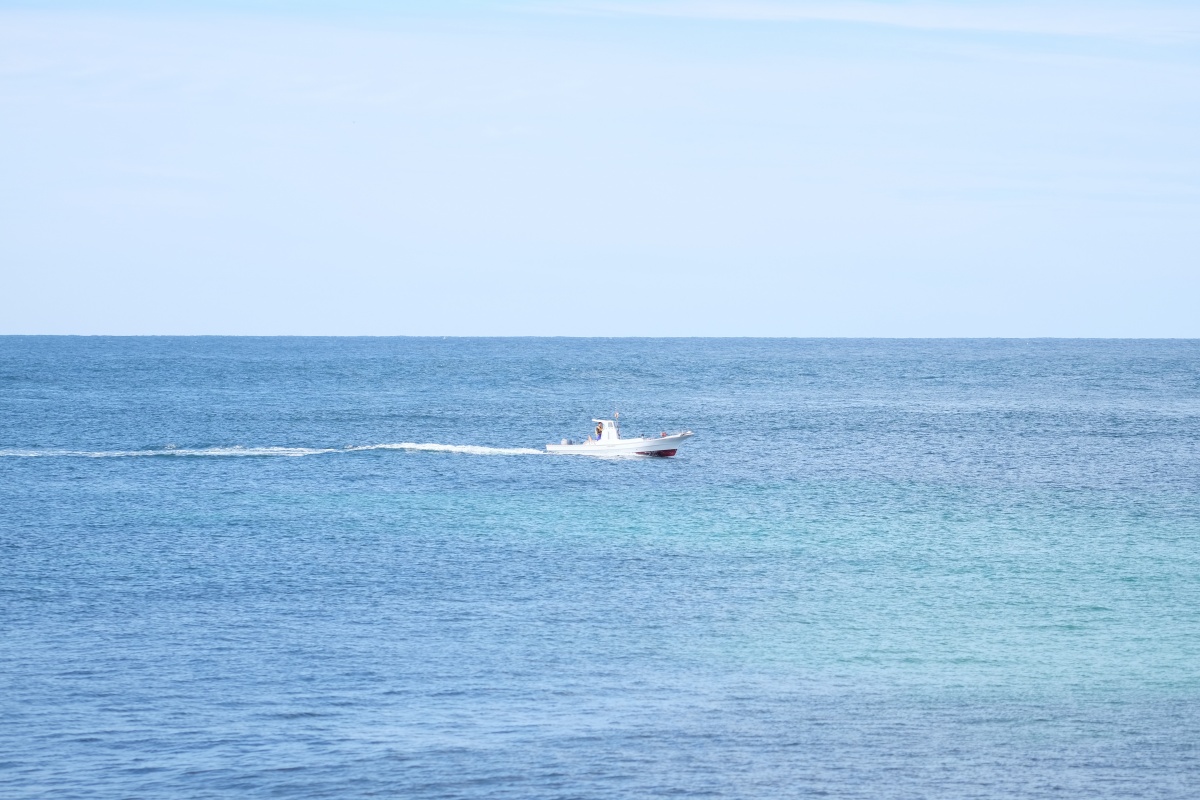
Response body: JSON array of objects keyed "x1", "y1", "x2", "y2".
[{"x1": 2, "y1": 1, "x2": 1197, "y2": 335}]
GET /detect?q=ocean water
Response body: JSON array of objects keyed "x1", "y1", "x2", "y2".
[{"x1": 2, "y1": 337, "x2": 1198, "y2": 799}]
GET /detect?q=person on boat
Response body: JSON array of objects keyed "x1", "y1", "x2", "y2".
[{"x1": 595, "y1": 422, "x2": 603, "y2": 440}]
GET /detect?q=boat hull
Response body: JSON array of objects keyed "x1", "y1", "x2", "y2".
[{"x1": 546, "y1": 431, "x2": 693, "y2": 457}]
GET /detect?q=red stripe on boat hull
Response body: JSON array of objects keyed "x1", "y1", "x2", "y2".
[{"x1": 636, "y1": 449, "x2": 677, "y2": 457}]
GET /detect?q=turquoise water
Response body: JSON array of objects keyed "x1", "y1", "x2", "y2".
[{"x1": 2, "y1": 338, "x2": 1198, "y2": 797}]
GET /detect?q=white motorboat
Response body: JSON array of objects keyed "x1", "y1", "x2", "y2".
[{"x1": 546, "y1": 417, "x2": 693, "y2": 457}]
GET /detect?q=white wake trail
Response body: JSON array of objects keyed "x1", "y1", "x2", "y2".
[
  {"x1": 0, "y1": 443, "x2": 544, "y2": 458},
  {"x1": 349, "y1": 443, "x2": 544, "y2": 456}
]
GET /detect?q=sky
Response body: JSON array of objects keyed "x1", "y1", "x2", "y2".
[{"x1": 1, "y1": 1, "x2": 1197, "y2": 336}]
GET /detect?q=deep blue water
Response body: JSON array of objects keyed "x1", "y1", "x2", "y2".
[{"x1": 2, "y1": 337, "x2": 1199, "y2": 799}]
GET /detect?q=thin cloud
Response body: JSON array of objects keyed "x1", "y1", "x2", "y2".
[{"x1": 542, "y1": 1, "x2": 1200, "y2": 42}]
